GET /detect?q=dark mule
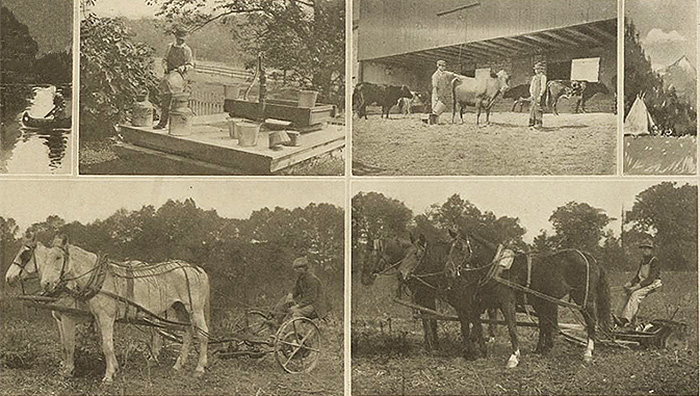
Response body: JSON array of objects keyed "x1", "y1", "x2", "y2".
[
  {"x1": 360, "y1": 237, "x2": 440, "y2": 350},
  {"x1": 454, "y1": 230, "x2": 612, "y2": 366},
  {"x1": 395, "y1": 234, "x2": 492, "y2": 360}
]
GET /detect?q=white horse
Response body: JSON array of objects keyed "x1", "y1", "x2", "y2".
[{"x1": 5, "y1": 232, "x2": 210, "y2": 383}]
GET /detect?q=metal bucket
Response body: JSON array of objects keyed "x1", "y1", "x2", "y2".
[
  {"x1": 169, "y1": 108, "x2": 194, "y2": 136},
  {"x1": 298, "y1": 90, "x2": 318, "y2": 108},
  {"x1": 237, "y1": 122, "x2": 260, "y2": 147},
  {"x1": 227, "y1": 118, "x2": 238, "y2": 139}
]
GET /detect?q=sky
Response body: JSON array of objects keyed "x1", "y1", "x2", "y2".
[
  {"x1": 88, "y1": 0, "x2": 160, "y2": 18},
  {"x1": 0, "y1": 179, "x2": 344, "y2": 231},
  {"x1": 626, "y1": 0, "x2": 698, "y2": 70},
  {"x1": 353, "y1": 179, "x2": 697, "y2": 243}
]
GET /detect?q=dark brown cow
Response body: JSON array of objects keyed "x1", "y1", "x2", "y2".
[
  {"x1": 452, "y1": 70, "x2": 510, "y2": 125},
  {"x1": 503, "y1": 84, "x2": 531, "y2": 112},
  {"x1": 547, "y1": 80, "x2": 611, "y2": 115},
  {"x1": 353, "y1": 82, "x2": 414, "y2": 119}
]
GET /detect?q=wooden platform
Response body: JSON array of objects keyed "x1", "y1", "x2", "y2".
[{"x1": 118, "y1": 114, "x2": 345, "y2": 174}]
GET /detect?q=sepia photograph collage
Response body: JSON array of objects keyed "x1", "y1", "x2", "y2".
[{"x1": 0, "y1": 0, "x2": 698, "y2": 395}]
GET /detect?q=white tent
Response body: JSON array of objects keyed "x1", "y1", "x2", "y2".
[{"x1": 624, "y1": 95, "x2": 656, "y2": 136}]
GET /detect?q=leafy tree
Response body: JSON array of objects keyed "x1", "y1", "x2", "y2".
[
  {"x1": 626, "y1": 182, "x2": 698, "y2": 270},
  {"x1": 150, "y1": 0, "x2": 345, "y2": 105},
  {"x1": 532, "y1": 230, "x2": 557, "y2": 253},
  {"x1": 34, "y1": 51, "x2": 72, "y2": 84},
  {"x1": 426, "y1": 194, "x2": 527, "y2": 249},
  {"x1": 0, "y1": 6, "x2": 38, "y2": 114},
  {"x1": 351, "y1": 192, "x2": 413, "y2": 247},
  {"x1": 548, "y1": 201, "x2": 612, "y2": 254},
  {"x1": 80, "y1": 12, "x2": 159, "y2": 139}
]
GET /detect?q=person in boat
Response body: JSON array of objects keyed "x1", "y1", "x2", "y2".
[
  {"x1": 273, "y1": 257, "x2": 330, "y2": 324},
  {"x1": 618, "y1": 240, "x2": 662, "y2": 328},
  {"x1": 45, "y1": 91, "x2": 68, "y2": 120},
  {"x1": 154, "y1": 26, "x2": 194, "y2": 130}
]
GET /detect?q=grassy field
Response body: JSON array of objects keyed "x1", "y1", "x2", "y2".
[
  {"x1": 351, "y1": 271, "x2": 698, "y2": 395},
  {"x1": 352, "y1": 111, "x2": 616, "y2": 176},
  {"x1": 624, "y1": 135, "x2": 697, "y2": 175},
  {"x1": 0, "y1": 298, "x2": 343, "y2": 395}
]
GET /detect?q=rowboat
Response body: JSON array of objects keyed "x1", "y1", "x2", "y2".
[{"x1": 21, "y1": 112, "x2": 71, "y2": 130}]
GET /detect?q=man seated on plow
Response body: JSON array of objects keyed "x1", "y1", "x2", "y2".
[
  {"x1": 617, "y1": 240, "x2": 662, "y2": 329},
  {"x1": 274, "y1": 257, "x2": 330, "y2": 324}
]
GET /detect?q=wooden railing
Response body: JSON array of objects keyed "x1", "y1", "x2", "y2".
[{"x1": 188, "y1": 88, "x2": 225, "y2": 116}]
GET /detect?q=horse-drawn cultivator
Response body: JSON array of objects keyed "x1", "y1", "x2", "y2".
[{"x1": 16, "y1": 295, "x2": 322, "y2": 374}]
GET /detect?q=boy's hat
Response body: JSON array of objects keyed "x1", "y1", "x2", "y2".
[
  {"x1": 437, "y1": 60, "x2": 447, "y2": 66},
  {"x1": 534, "y1": 61, "x2": 546, "y2": 70}
]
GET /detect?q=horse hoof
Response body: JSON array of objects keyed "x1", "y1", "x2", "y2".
[
  {"x1": 173, "y1": 363, "x2": 183, "y2": 371},
  {"x1": 506, "y1": 360, "x2": 519, "y2": 369}
]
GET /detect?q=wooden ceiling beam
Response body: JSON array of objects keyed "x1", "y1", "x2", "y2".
[
  {"x1": 582, "y1": 24, "x2": 616, "y2": 42},
  {"x1": 540, "y1": 31, "x2": 581, "y2": 47},
  {"x1": 564, "y1": 27, "x2": 606, "y2": 46}
]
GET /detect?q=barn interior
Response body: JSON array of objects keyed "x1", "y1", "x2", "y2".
[{"x1": 354, "y1": 0, "x2": 617, "y2": 114}]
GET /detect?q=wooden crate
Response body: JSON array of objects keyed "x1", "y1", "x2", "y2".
[{"x1": 224, "y1": 99, "x2": 336, "y2": 131}]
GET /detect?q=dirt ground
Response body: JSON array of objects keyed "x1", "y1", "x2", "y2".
[{"x1": 353, "y1": 111, "x2": 616, "y2": 176}]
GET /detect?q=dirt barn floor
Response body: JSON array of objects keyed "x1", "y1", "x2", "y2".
[{"x1": 353, "y1": 111, "x2": 616, "y2": 175}]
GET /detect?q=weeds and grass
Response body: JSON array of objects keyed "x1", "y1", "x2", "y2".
[
  {"x1": 352, "y1": 270, "x2": 699, "y2": 395},
  {"x1": 1, "y1": 297, "x2": 344, "y2": 395}
]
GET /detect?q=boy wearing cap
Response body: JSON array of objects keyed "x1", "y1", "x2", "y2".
[
  {"x1": 154, "y1": 26, "x2": 194, "y2": 129},
  {"x1": 528, "y1": 61, "x2": 547, "y2": 130},
  {"x1": 274, "y1": 257, "x2": 329, "y2": 323},
  {"x1": 619, "y1": 241, "x2": 662, "y2": 327},
  {"x1": 430, "y1": 60, "x2": 458, "y2": 124}
]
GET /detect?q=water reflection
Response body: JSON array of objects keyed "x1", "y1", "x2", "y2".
[{"x1": 0, "y1": 85, "x2": 72, "y2": 174}]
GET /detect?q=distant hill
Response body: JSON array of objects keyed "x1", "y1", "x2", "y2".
[
  {"x1": 1, "y1": 0, "x2": 72, "y2": 55},
  {"x1": 658, "y1": 55, "x2": 697, "y2": 102},
  {"x1": 122, "y1": 18, "x2": 250, "y2": 69}
]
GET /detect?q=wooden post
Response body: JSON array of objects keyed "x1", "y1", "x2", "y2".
[{"x1": 257, "y1": 53, "x2": 266, "y2": 122}]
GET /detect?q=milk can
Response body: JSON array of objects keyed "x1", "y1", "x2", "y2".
[
  {"x1": 169, "y1": 93, "x2": 194, "y2": 136},
  {"x1": 131, "y1": 90, "x2": 154, "y2": 127}
]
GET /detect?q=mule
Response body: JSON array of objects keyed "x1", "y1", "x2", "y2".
[
  {"x1": 447, "y1": 230, "x2": 612, "y2": 366},
  {"x1": 362, "y1": 234, "x2": 500, "y2": 359},
  {"x1": 5, "y1": 232, "x2": 210, "y2": 383}
]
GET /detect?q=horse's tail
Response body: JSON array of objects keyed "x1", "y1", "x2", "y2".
[{"x1": 595, "y1": 263, "x2": 612, "y2": 336}]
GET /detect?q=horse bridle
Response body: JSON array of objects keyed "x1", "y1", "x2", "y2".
[
  {"x1": 446, "y1": 234, "x2": 473, "y2": 277},
  {"x1": 369, "y1": 240, "x2": 403, "y2": 278}
]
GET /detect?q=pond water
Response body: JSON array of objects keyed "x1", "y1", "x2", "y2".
[{"x1": 0, "y1": 86, "x2": 72, "y2": 174}]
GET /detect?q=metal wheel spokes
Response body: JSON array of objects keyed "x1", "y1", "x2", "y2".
[{"x1": 274, "y1": 317, "x2": 321, "y2": 374}]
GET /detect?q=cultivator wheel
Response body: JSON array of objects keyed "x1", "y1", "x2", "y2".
[{"x1": 274, "y1": 317, "x2": 321, "y2": 374}]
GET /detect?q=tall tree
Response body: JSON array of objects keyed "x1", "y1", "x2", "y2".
[
  {"x1": 548, "y1": 201, "x2": 612, "y2": 253},
  {"x1": 150, "y1": 0, "x2": 345, "y2": 105},
  {"x1": 0, "y1": 6, "x2": 39, "y2": 114},
  {"x1": 80, "y1": 12, "x2": 159, "y2": 139},
  {"x1": 351, "y1": 192, "x2": 413, "y2": 249},
  {"x1": 426, "y1": 194, "x2": 526, "y2": 248},
  {"x1": 626, "y1": 182, "x2": 698, "y2": 270}
]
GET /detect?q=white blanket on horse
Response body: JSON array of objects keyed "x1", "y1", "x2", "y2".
[
  {"x1": 109, "y1": 259, "x2": 198, "y2": 279},
  {"x1": 494, "y1": 245, "x2": 514, "y2": 270}
]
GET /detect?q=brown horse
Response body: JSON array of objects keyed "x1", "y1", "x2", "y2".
[
  {"x1": 450, "y1": 230, "x2": 612, "y2": 366},
  {"x1": 5, "y1": 232, "x2": 210, "y2": 383}
]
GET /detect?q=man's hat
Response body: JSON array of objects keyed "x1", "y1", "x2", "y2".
[
  {"x1": 292, "y1": 257, "x2": 309, "y2": 268},
  {"x1": 437, "y1": 59, "x2": 447, "y2": 66},
  {"x1": 534, "y1": 61, "x2": 546, "y2": 70},
  {"x1": 639, "y1": 240, "x2": 654, "y2": 249}
]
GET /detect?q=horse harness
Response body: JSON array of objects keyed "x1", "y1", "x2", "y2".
[
  {"x1": 20, "y1": 242, "x2": 203, "y2": 327},
  {"x1": 370, "y1": 239, "x2": 404, "y2": 277}
]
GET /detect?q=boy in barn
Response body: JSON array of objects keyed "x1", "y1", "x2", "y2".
[{"x1": 528, "y1": 61, "x2": 547, "y2": 130}]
